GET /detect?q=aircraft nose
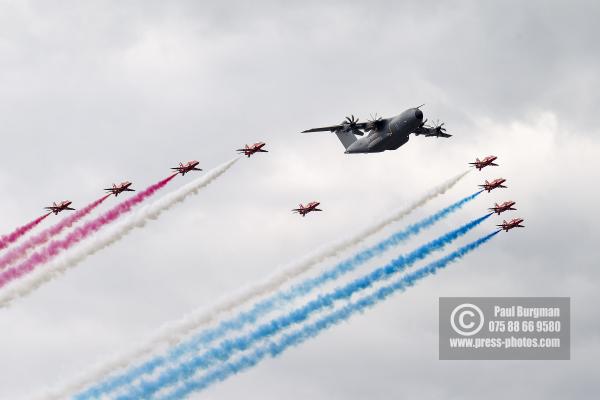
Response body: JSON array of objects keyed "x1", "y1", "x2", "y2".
[{"x1": 414, "y1": 108, "x2": 423, "y2": 121}]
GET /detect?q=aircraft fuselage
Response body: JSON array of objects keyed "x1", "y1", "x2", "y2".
[{"x1": 344, "y1": 108, "x2": 423, "y2": 154}]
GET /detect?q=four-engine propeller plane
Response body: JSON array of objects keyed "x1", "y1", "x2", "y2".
[
  {"x1": 292, "y1": 201, "x2": 322, "y2": 217},
  {"x1": 237, "y1": 142, "x2": 268, "y2": 158},
  {"x1": 104, "y1": 181, "x2": 135, "y2": 197},
  {"x1": 490, "y1": 201, "x2": 516, "y2": 215},
  {"x1": 44, "y1": 200, "x2": 75, "y2": 215},
  {"x1": 302, "y1": 106, "x2": 450, "y2": 154},
  {"x1": 479, "y1": 178, "x2": 507, "y2": 193},
  {"x1": 470, "y1": 155, "x2": 498, "y2": 171},
  {"x1": 171, "y1": 160, "x2": 202, "y2": 176},
  {"x1": 497, "y1": 218, "x2": 525, "y2": 232}
]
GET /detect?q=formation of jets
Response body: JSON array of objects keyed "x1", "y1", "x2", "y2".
[
  {"x1": 472, "y1": 156, "x2": 525, "y2": 232},
  {"x1": 41, "y1": 160, "x2": 205, "y2": 214},
  {"x1": 35, "y1": 117, "x2": 525, "y2": 233}
]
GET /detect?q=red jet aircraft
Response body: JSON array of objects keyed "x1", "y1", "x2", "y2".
[
  {"x1": 237, "y1": 142, "x2": 268, "y2": 158},
  {"x1": 104, "y1": 181, "x2": 135, "y2": 197},
  {"x1": 479, "y1": 178, "x2": 507, "y2": 193},
  {"x1": 171, "y1": 160, "x2": 202, "y2": 176},
  {"x1": 489, "y1": 201, "x2": 516, "y2": 215},
  {"x1": 45, "y1": 200, "x2": 75, "y2": 215},
  {"x1": 292, "y1": 201, "x2": 322, "y2": 217},
  {"x1": 469, "y1": 155, "x2": 498, "y2": 171},
  {"x1": 497, "y1": 218, "x2": 525, "y2": 232}
]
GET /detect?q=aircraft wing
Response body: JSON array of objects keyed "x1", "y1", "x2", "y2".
[
  {"x1": 302, "y1": 123, "x2": 368, "y2": 133},
  {"x1": 302, "y1": 125, "x2": 344, "y2": 133}
]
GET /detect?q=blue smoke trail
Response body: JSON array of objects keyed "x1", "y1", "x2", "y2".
[
  {"x1": 159, "y1": 230, "x2": 499, "y2": 400},
  {"x1": 115, "y1": 214, "x2": 491, "y2": 400},
  {"x1": 78, "y1": 191, "x2": 481, "y2": 399}
]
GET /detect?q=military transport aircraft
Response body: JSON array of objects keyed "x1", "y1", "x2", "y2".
[
  {"x1": 489, "y1": 201, "x2": 516, "y2": 215},
  {"x1": 104, "y1": 181, "x2": 135, "y2": 197},
  {"x1": 45, "y1": 200, "x2": 75, "y2": 215},
  {"x1": 301, "y1": 106, "x2": 450, "y2": 153},
  {"x1": 479, "y1": 178, "x2": 507, "y2": 193},
  {"x1": 470, "y1": 155, "x2": 498, "y2": 171},
  {"x1": 498, "y1": 218, "x2": 525, "y2": 232},
  {"x1": 171, "y1": 161, "x2": 202, "y2": 176},
  {"x1": 292, "y1": 202, "x2": 322, "y2": 217},
  {"x1": 237, "y1": 142, "x2": 268, "y2": 158}
]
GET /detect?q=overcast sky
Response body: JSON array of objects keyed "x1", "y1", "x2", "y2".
[{"x1": 1, "y1": 1, "x2": 599, "y2": 399}]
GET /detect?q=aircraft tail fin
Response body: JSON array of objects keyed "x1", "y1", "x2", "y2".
[{"x1": 334, "y1": 131, "x2": 357, "y2": 150}]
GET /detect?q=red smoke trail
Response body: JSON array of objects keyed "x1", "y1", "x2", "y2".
[
  {"x1": 0, "y1": 195, "x2": 110, "y2": 270},
  {"x1": 0, "y1": 174, "x2": 176, "y2": 289},
  {"x1": 0, "y1": 213, "x2": 51, "y2": 251}
]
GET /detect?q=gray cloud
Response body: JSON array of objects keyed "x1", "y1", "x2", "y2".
[{"x1": 0, "y1": 1, "x2": 598, "y2": 399}]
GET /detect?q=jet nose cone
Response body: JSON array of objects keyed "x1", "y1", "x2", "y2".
[{"x1": 414, "y1": 108, "x2": 423, "y2": 121}]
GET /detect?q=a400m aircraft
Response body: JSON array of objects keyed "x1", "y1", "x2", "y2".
[{"x1": 301, "y1": 106, "x2": 451, "y2": 153}]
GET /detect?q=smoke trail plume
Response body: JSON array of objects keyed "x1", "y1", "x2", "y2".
[
  {"x1": 160, "y1": 231, "x2": 499, "y2": 400},
  {"x1": 106, "y1": 215, "x2": 491, "y2": 400},
  {"x1": 0, "y1": 213, "x2": 51, "y2": 251},
  {"x1": 38, "y1": 170, "x2": 467, "y2": 400},
  {"x1": 81, "y1": 191, "x2": 482, "y2": 398},
  {"x1": 0, "y1": 196, "x2": 110, "y2": 270},
  {"x1": 0, "y1": 158, "x2": 238, "y2": 310},
  {"x1": 0, "y1": 176, "x2": 176, "y2": 289}
]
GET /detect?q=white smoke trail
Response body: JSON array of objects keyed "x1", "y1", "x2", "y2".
[
  {"x1": 34, "y1": 169, "x2": 468, "y2": 400},
  {"x1": 0, "y1": 157, "x2": 238, "y2": 310}
]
